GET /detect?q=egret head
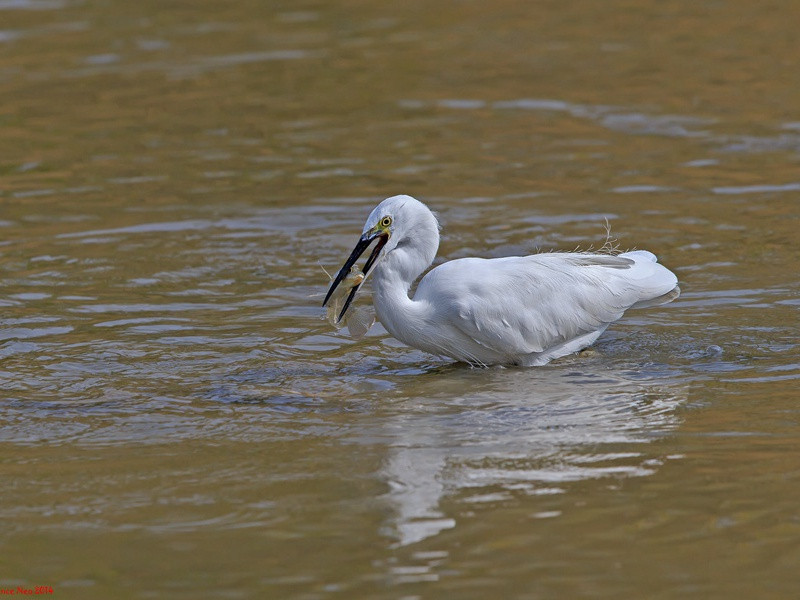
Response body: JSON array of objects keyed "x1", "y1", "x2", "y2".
[{"x1": 323, "y1": 195, "x2": 438, "y2": 322}]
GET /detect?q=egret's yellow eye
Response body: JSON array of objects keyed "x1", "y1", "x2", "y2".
[{"x1": 380, "y1": 216, "x2": 392, "y2": 228}]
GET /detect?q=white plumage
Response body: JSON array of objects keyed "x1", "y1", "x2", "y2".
[{"x1": 324, "y1": 195, "x2": 680, "y2": 367}]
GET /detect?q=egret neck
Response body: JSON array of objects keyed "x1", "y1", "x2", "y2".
[{"x1": 371, "y1": 210, "x2": 439, "y2": 341}]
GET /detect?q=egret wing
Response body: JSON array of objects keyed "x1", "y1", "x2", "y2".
[{"x1": 416, "y1": 254, "x2": 638, "y2": 356}]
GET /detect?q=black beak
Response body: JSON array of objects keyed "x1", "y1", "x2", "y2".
[{"x1": 323, "y1": 230, "x2": 389, "y2": 322}]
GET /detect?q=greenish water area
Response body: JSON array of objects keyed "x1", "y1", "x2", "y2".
[{"x1": 1, "y1": 1, "x2": 799, "y2": 598}]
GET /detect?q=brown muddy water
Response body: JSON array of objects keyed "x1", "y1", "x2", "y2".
[{"x1": 1, "y1": 1, "x2": 799, "y2": 598}]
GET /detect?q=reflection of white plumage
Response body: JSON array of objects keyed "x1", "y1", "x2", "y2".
[{"x1": 324, "y1": 195, "x2": 680, "y2": 366}]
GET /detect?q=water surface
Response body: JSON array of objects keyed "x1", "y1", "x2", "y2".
[{"x1": 1, "y1": 1, "x2": 799, "y2": 598}]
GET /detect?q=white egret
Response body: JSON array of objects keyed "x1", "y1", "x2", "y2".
[{"x1": 323, "y1": 195, "x2": 680, "y2": 366}]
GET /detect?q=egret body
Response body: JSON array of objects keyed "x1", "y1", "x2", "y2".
[{"x1": 323, "y1": 195, "x2": 679, "y2": 366}]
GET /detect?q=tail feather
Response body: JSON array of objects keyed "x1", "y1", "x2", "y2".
[
  {"x1": 630, "y1": 285, "x2": 680, "y2": 309},
  {"x1": 618, "y1": 250, "x2": 679, "y2": 308}
]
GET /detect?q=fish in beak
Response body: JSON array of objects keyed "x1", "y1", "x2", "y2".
[{"x1": 323, "y1": 227, "x2": 389, "y2": 323}]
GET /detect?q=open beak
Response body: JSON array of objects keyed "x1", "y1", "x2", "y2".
[{"x1": 323, "y1": 229, "x2": 389, "y2": 322}]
